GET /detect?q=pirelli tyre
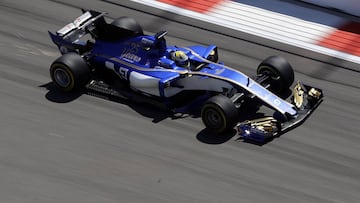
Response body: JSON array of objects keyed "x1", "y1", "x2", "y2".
[
  {"x1": 50, "y1": 53, "x2": 90, "y2": 92},
  {"x1": 201, "y1": 95, "x2": 238, "y2": 133},
  {"x1": 257, "y1": 56, "x2": 294, "y2": 93}
]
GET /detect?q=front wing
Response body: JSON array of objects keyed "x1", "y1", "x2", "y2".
[{"x1": 237, "y1": 81, "x2": 323, "y2": 144}]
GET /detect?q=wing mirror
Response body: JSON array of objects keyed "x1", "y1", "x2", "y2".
[{"x1": 155, "y1": 30, "x2": 168, "y2": 40}]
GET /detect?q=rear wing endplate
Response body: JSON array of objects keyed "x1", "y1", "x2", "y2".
[
  {"x1": 48, "y1": 10, "x2": 107, "y2": 54},
  {"x1": 55, "y1": 10, "x2": 106, "y2": 38}
]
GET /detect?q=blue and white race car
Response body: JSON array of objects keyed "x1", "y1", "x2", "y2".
[{"x1": 49, "y1": 10, "x2": 323, "y2": 143}]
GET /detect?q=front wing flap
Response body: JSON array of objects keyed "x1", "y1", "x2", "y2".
[{"x1": 237, "y1": 81, "x2": 323, "y2": 143}]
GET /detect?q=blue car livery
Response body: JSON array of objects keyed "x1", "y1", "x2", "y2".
[{"x1": 49, "y1": 10, "x2": 323, "y2": 143}]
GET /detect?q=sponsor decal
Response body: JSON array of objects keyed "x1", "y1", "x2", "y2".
[
  {"x1": 120, "y1": 53, "x2": 142, "y2": 62},
  {"x1": 214, "y1": 68, "x2": 225, "y2": 75},
  {"x1": 273, "y1": 98, "x2": 281, "y2": 106}
]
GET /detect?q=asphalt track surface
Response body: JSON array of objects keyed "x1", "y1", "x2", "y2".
[{"x1": 0, "y1": 0, "x2": 359, "y2": 202}]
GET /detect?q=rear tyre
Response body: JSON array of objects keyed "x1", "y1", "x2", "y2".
[
  {"x1": 201, "y1": 95, "x2": 238, "y2": 133},
  {"x1": 50, "y1": 53, "x2": 90, "y2": 92},
  {"x1": 257, "y1": 56, "x2": 294, "y2": 93}
]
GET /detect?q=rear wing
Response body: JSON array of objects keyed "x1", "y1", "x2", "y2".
[{"x1": 49, "y1": 10, "x2": 107, "y2": 54}]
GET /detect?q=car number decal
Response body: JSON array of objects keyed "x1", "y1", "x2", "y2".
[
  {"x1": 119, "y1": 67, "x2": 129, "y2": 80},
  {"x1": 105, "y1": 61, "x2": 129, "y2": 80}
]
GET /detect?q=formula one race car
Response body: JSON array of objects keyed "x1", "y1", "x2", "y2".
[{"x1": 48, "y1": 10, "x2": 323, "y2": 143}]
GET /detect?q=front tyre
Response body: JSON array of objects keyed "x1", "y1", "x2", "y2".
[
  {"x1": 201, "y1": 95, "x2": 238, "y2": 133},
  {"x1": 257, "y1": 56, "x2": 294, "y2": 93},
  {"x1": 50, "y1": 53, "x2": 90, "y2": 92}
]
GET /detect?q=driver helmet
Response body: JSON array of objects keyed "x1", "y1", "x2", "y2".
[{"x1": 171, "y1": 51, "x2": 190, "y2": 68}]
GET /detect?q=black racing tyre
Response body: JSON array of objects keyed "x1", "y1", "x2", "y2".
[
  {"x1": 111, "y1": 16, "x2": 143, "y2": 35},
  {"x1": 257, "y1": 56, "x2": 294, "y2": 93},
  {"x1": 201, "y1": 95, "x2": 238, "y2": 133},
  {"x1": 50, "y1": 53, "x2": 90, "y2": 92}
]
